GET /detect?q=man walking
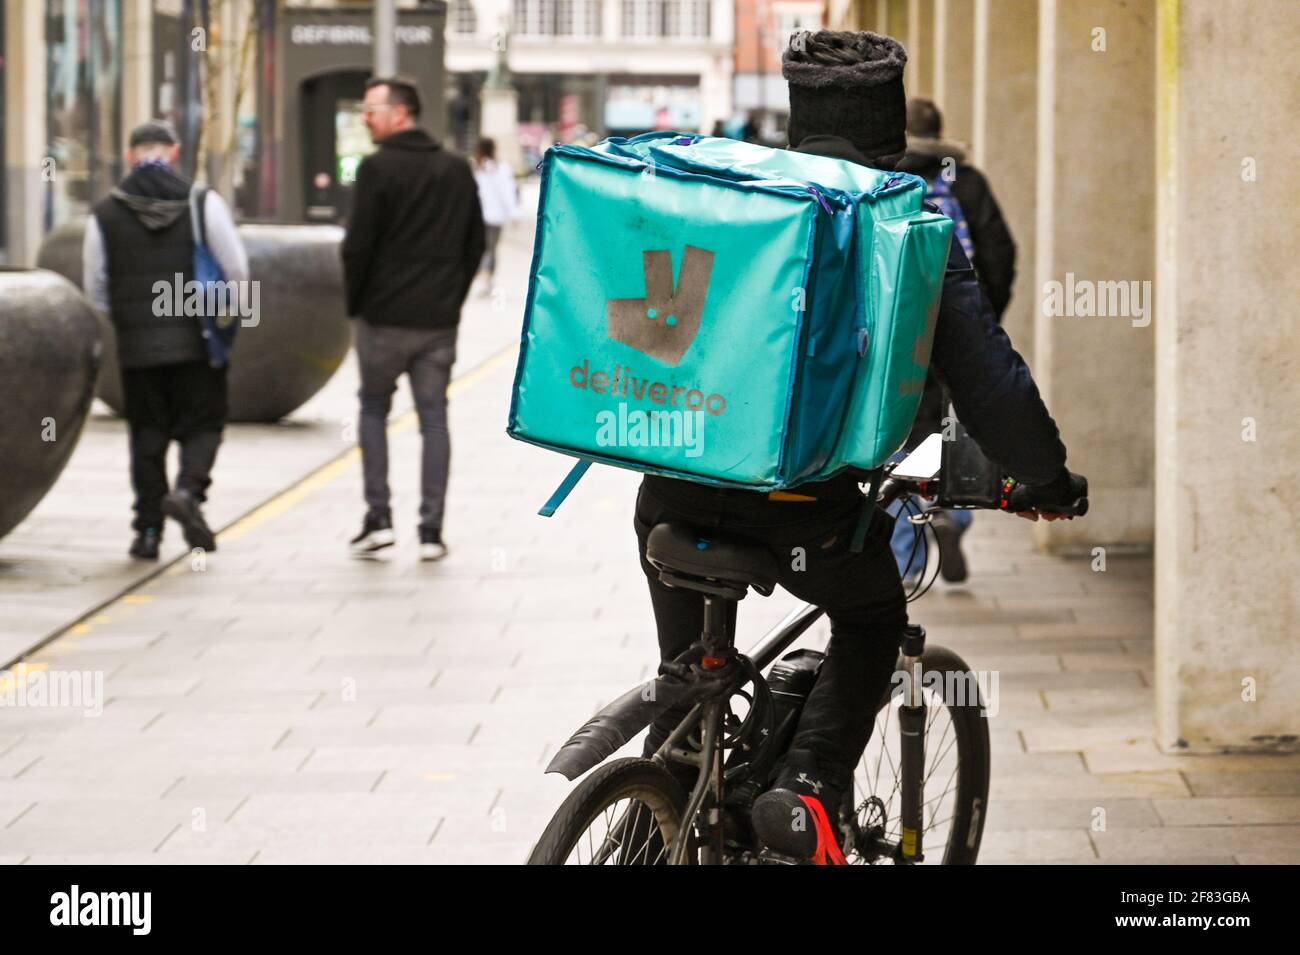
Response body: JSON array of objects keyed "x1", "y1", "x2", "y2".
[
  {"x1": 342, "y1": 77, "x2": 485, "y2": 560},
  {"x1": 83, "y1": 121, "x2": 248, "y2": 560},
  {"x1": 889, "y1": 97, "x2": 1020, "y2": 584}
]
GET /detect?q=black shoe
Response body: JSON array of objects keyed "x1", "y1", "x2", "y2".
[
  {"x1": 930, "y1": 510, "x2": 968, "y2": 583},
  {"x1": 750, "y1": 751, "x2": 847, "y2": 864},
  {"x1": 418, "y1": 526, "x2": 447, "y2": 562},
  {"x1": 350, "y1": 511, "x2": 395, "y2": 557},
  {"x1": 162, "y1": 490, "x2": 216, "y2": 552},
  {"x1": 128, "y1": 528, "x2": 161, "y2": 561}
]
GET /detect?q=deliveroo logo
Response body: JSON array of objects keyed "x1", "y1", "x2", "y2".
[
  {"x1": 899, "y1": 297, "x2": 942, "y2": 396},
  {"x1": 606, "y1": 245, "x2": 714, "y2": 367}
]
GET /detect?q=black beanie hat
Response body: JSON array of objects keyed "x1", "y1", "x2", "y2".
[{"x1": 782, "y1": 31, "x2": 909, "y2": 160}]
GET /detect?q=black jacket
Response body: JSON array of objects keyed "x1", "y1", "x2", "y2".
[
  {"x1": 642, "y1": 133, "x2": 1066, "y2": 512},
  {"x1": 896, "y1": 137, "x2": 1016, "y2": 320},
  {"x1": 341, "y1": 129, "x2": 486, "y2": 329},
  {"x1": 92, "y1": 164, "x2": 208, "y2": 370}
]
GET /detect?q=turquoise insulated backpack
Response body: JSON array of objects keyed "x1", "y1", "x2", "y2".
[{"x1": 506, "y1": 132, "x2": 953, "y2": 514}]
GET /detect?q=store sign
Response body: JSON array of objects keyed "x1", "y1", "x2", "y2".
[{"x1": 290, "y1": 24, "x2": 434, "y2": 46}]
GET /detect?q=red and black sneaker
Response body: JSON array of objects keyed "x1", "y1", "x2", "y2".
[{"x1": 751, "y1": 754, "x2": 848, "y2": 865}]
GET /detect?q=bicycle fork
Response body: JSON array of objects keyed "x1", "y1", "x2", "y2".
[{"x1": 897, "y1": 624, "x2": 928, "y2": 863}]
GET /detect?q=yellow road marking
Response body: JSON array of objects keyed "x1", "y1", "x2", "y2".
[
  {"x1": 5, "y1": 342, "x2": 519, "y2": 669},
  {"x1": 222, "y1": 342, "x2": 518, "y2": 543}
]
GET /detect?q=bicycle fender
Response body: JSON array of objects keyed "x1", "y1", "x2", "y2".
[{"x1": 544, "y1": 676, "x2": 720, "y2": 780}]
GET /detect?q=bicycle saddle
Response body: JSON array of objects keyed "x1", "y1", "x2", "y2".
[{"x1": 645, "y1": 522, "x2": 780, "y2": 597}]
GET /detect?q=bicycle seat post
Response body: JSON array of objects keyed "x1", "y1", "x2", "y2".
[{"x1": 699, "y1": 594, "x2": 734, "y2": 668}]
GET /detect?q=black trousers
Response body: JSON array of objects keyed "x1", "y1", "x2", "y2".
[
  {"x1": 633, "y1": 477, "x2": 909, "y2": 796},
  {"x1": 120, "y1": 361, "x2": 228, "y2": 532}
]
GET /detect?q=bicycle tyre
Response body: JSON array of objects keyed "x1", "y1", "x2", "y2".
[
  {"x1": 527, "y1": 757, "x2": 694, "y2": 865},
  {"x1": 851, "y1": 645, "x2": 991, "y2": 865}
]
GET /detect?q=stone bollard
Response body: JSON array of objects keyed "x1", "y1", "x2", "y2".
[{"x1": 0, "y1": 269, "x2": 102, "y2": 540}]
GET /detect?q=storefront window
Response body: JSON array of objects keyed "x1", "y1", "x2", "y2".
[{"x1": 46, "y1": 0, "x2": 123, "y2": 227}]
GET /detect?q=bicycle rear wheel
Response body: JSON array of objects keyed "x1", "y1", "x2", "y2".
[
  {"x1": 527, "y1": 758, "x2": 694, "y2": 865},
  {"x1": 846, "y1": 645, "x2": 991, "y2": 864}
]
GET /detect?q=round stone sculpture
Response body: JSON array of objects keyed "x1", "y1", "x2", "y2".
[
  {"x1": 0, "y1": 269, "x2": 103, "y2": 540},
  {"x1": 37, "y1": 219, "x2": 352, "y2": 423}
]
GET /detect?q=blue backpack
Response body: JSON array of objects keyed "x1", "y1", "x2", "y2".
[
  {"x1": 188, "y1": 185, "x2": 238, "y2": 368},
  {"x1": 924, "y1": 172, "x2": 974, "y2": 262}
]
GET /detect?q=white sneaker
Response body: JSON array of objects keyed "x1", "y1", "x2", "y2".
[
  {"x1": 350, "y1": 513, "x2": 395, "y2": 557},
  {"x1": 418, "y1": 527, "x2": 447, "y2": 561}
]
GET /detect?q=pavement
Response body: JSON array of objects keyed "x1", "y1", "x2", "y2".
[{"x1": 2, "y1": 182, "x2": 1298, "y2": 865}]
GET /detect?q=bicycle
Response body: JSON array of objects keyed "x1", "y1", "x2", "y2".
[{"x1": 526, "y1": 445, "x2": 1088, "y2": 865}]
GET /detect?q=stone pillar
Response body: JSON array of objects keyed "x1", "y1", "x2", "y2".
[
  {"x1": 1153, "y1": 0, "x2": 1300, "y2": 752},
  {"x1": 1032, "y1": 0, "x2": 1155, "y2": 551},
  {"x1": 972, "y1": 0, "x2": 1037, "y2": 355},
  {"x1": 932, "y1": 0, "x2": 974, "y2": 145},
  {"x1": 3, "y1": 0, "x2": 45, "y2": 266},
  {"x1": 904, "y1": 0, "x2": 934, "y2": 98}
]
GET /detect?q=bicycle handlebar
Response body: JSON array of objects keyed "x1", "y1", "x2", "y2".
[{"x1": 877, "y1": 469, "x2": 1089, "y2": 518}]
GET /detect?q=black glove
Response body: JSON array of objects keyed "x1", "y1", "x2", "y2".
[{"x1": 1006, "y1": 469, "x2": 1089, "y2": 516}]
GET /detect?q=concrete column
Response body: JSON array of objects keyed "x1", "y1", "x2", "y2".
[
  {"x1": 972, "y1": 0, "x2": 1036, "y2": 356},
  {"x1": 932, "y1": 0, "x2": 974, "y2": 145},
  {"x1": 3, "y1": 0, "x2": 46, "y2": 266},
  {"x1": 905, "y1": 0, "x2": 934, "y2": 98},
  {"x1": 1032, "y1": 0, "x2": 1155, "y2": 552},
  {"x1": 1154, "y1": 0, "x2": 1300, "y2": 752}
]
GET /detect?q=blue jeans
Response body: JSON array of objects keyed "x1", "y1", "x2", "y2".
[{"x1": 888, "y1": 498, "x2": 972, "y2": 580}]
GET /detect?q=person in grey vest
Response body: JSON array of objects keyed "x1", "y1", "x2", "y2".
[{"x1": 83, "y1": 121, "x2": 248, "y2": 560}]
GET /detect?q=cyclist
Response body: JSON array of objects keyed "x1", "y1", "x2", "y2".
[{"x1": 633, "y1": 30, "x2": 1086, "y2": 864}]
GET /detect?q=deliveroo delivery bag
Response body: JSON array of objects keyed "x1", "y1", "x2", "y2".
[{"x1": 507, "y1": 132, "x2": 952, "y2": 492}]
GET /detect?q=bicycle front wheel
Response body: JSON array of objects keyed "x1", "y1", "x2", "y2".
[
  {"x1": 527, "y1": 758, "x2": 694, "y2": 865},
  {"x1": 847, "y1": 645, "x2": 991, "y2": 865}
]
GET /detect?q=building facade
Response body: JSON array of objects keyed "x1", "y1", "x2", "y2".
[
  {"x1": 732, "y1": 0, "x2": 821, "y2": 142},
  {"x1": 1, "y1": 0, "x2": 736, "y2": 262},
  {"x1": 444, "y1": 0, "x2": 734, "y2": 156}
]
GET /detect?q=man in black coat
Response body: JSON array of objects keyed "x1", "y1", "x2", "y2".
[
  {"x1": 897, "y1": 97, "x2": 1016, "y2": 320},
  {"x1": 633, "y1": 30, "x2": 1085, "y2": 863},
  {"x1": 342, "y1": 76, "x2": 485, "y2": 561},
  {"x1": 889, "y1": 97, "x2": 1021, "y2": 584},
  {"x1": 83, "y1": 121, "x2": 249, "y2": 560}
]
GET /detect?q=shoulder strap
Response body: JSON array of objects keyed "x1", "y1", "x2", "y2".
[
  {"x1": 849, "y1": 467, "x2": 886, "y2": 553},
  {"x1": 538, "y1": 458, "x2": 593, "y2": 517},
  {"x1": 188, "y1": 184, "x2": 209, "y2": 247}
]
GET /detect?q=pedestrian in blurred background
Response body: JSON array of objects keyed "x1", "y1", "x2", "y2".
[
  {"x1": 83, "y1": 120, "x2": 248, "y2": 561},
  {"x1": 471, "y1": 137, "x2": 518, "y2": 298},
  {"x1": 889, "y1": 96, "x2": 1018, "y2": 585},
  {"x1": 342, "y1": 76, "x2": 485, "y2": 562}
]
